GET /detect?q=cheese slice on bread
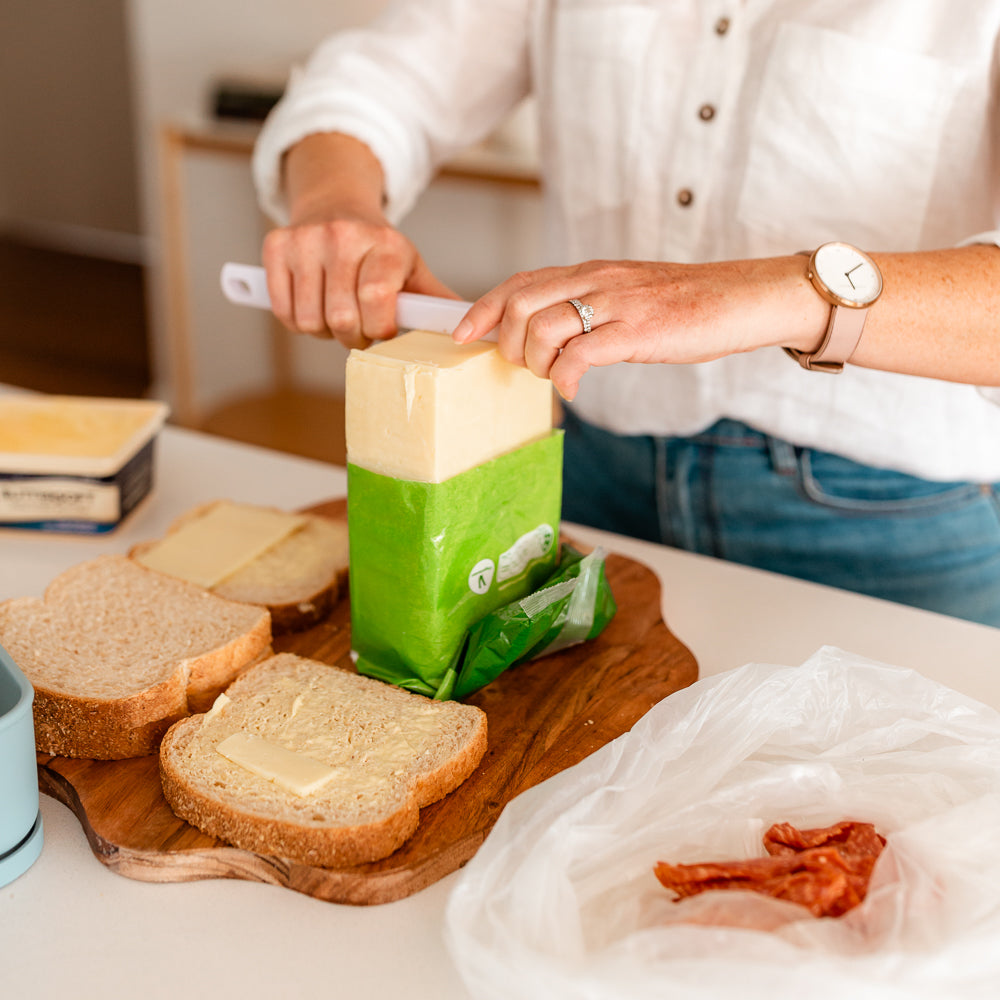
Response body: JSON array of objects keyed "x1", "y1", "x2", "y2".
[
  {"x1": 0, "y1": 554, "x2": 272, "y2": 759},
  {"x1": 159, "y1": 653, "x2": 488, "y2": 867},
  {"x1": 131, "y1": 500, "x2": 349, "y2": 633}
]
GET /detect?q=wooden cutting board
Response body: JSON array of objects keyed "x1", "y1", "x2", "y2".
[{"x1": 36, "y1": 499, "x2": 698, "y2": 905}]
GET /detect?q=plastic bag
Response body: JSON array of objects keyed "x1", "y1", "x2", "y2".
[
  {"x1": 445, "y1": 647, "x2": 1000, "y2": 999},
  {"x1": 447, "y1": 544, "x2": 617, "y2": 700}
]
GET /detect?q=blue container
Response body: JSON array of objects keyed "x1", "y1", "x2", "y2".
[{"x1": 0, "y1": 644, "x2": 43, "y2": 887}]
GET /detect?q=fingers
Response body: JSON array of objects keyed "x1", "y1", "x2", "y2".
[
  {"x1": 452, "y1": 267, "x2": 579, "y2": 356},
  {"x1": 519, "y1": 299, "x2": 595, "y2": 377},
  {"x1": 453, "y1": 262, "x2": 645, "y2": 400},
  {"x1": 549, "y1": 322, "x2": 633, "y2": 401},
  {"x1": 323, "y1": 249, "x2": 367, "y2": 348},
  {"x1": 458, "y1": 268, "x2": 603, "y2": 377},
  {"x1": 261, "y1": 220, "x2": 453, "y2": 348},
  {"x1": 354, "y1": 247, "x2": 405, "y2": 344},
  {"x1": 263, "y1": 254, "x2": 294, "y2": 332},
  {"x1": 263, "y1": 225, "x2": 340, "y2": 339}
]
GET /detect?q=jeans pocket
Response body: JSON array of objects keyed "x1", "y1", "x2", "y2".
[{"x1": 797, "y1": 449, "x2": 985, "y2": 518}]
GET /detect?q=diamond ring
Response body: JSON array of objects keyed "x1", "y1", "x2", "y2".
[{"x1": 568, "y1": 298, "x2": 594, "y2": 334}]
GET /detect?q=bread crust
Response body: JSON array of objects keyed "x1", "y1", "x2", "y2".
[
  {"x1": 185, "y1": 620, "x2": 274, "y2": 713},
  {"x1": 159, "y1": 655, "x2": 488, "y2": 867},
  {"x1": 0, "y1": 555, "x2": 272, "y2": 759},
  {"x1": 160, "y1": 722, "x2": 422, "y2": 867},
  {"x1": 263, "y1": 586, "x2": 337, "y2": 634},
  {"x1": 34, "y1": 675, "x2": 188, "y2": 759}
]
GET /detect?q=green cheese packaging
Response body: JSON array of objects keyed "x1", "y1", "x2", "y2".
[
  {"x1": 348, "y1": 430, "x2": 564, "y2": 697},
  {"x1": 450, "y1": 542, "x2": 617, "y2": 700}
]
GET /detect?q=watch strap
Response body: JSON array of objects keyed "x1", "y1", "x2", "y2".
[
  {"x1": 784, "y1": 247, "x2": 872, "y2": 373},
  {"x1": 783, "y1": 304, "x2": 868, "y2": 373}
]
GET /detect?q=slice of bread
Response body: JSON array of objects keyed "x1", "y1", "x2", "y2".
[
  {"x1": 0, "y1": 554, "x2": 272, "y2": 759},
  {"x1": 130, "y1": 501, "x2": 349, "y2": 633},
  {"x1": 159, "y1": 653, "x2": 488, "y2": 868}
]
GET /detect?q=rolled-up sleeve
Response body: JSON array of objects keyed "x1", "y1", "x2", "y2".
[
  {"x1": 959, "y1": 231, "x2": 1000, "y2": 248},
  {"x1": 253, "y1": 0, "x2": 533, "y2": 225}
]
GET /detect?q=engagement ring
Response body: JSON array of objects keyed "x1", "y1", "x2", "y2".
[{"x1": 568, "y1": 298, "x2": 594, "y2": 334}]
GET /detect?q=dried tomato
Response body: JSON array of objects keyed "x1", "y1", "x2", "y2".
[{"x1": 654, "y1": 820, "x2": 885, "y2": 919}]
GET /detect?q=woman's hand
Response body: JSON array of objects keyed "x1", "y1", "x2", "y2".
[
  {"x1": 453, "y1": 257, "x2": 827, "y2": 399},
  {"x1": 261, "y1": 132, "x2": 458, "y2": 349},
  {"x1": 262, "y1": 215, "x2": 456, "y2": 349}
]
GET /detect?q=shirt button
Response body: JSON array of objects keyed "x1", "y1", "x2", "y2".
[
  {"x1": 676, "y1": 188, "x2": 694, "y2": 207},
  {"x1": 698, "y1": 104, "x2": 716, "y2": 122},
  {"x1": 715, "y1": 16, "x2": 731, "y2": 35}
]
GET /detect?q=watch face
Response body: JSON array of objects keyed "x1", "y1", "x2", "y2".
[{"x1": 812, "y1": 242, "x2": 883, "y2": 307}]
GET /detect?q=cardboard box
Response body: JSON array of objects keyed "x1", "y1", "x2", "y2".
[{"x1": 0, "y1": 395, "x2": 169, "y2": 533}]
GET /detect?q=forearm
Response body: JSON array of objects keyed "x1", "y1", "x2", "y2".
[
  {"x1": 262, "y1": 131, "x2": 454, "y2": 344},
  {"x1": 847, "y1": 245, "x2": 1000, "y2": 385},
  {"x1": 282, "y1": 132, "x2": 387, "y2": 226},
  {"x1": 731, "y1": 245, "x2": 1000, "y2": 385},
  {"x1": 456, "y1": 244, "x2": 1000, "y2": 400}
]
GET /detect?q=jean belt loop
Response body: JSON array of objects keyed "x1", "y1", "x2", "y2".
[{"x1": 765, "y1": 433, "x2": 799, "y2": 476}]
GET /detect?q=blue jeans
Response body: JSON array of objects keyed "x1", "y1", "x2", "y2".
[{"x1": 560, "y1": 409, "x2": 1000, "y2": 627}]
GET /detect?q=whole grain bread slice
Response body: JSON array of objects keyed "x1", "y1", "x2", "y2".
[
  {"x1": 159, "y1": 653, "x2": 488, "y2": 868},
  {"x1": 0, "y1": 554, "x2": 272, "y2": 759},
  {"x1": 130, "y1": 501, "x2": 349, "y2": 633}
]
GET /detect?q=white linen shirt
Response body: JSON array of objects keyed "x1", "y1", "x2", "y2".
[{"x1": 254, "y1": 0, "x2": 1000, "y2": 482}]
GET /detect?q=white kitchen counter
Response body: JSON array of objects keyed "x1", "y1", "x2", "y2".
[{"x1": 5, "y1": 418, "x2": 1000, "y2": 999}]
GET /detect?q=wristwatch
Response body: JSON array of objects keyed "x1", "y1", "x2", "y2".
[{"x1": 784, "y1": 242, "x2": 883, "y2": 373}]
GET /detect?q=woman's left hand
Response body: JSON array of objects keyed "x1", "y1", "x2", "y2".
[{"x1": 451, "y1": 257, "x2": 826, "y2": 400}]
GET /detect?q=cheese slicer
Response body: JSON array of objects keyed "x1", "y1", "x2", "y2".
[{"x1": 220, "y1": 262, "x2": 495, "y2": 340}]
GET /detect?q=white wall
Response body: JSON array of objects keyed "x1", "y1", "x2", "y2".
[
  {"x1": 126, "y1": 0, "x2": 545, "y2": 419},
  {"x1": 126, "y1": 0, "x2": 384, "y2": 413},
  {"x1": 0, "y1": 0, "x2": 141, "y2": 258}
]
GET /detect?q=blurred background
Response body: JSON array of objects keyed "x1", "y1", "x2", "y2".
[{"x1": 0, "y1": 0, "x2": 542, "y2": 464}]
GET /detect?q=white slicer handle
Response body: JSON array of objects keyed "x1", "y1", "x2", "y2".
[
  {"x1": 221, "y1": 262, "x2": 272, "y2": 309},
  {"x1": 395, "y1": 292, "x2": 475, "y2": 336},
  {"x1": 220, "y1": 262, "x2": 492, "y2": 340}
]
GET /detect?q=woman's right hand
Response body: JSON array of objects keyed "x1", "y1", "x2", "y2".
[{"x1": 260, "y1": 132, "x2": 457, "y2": 350}]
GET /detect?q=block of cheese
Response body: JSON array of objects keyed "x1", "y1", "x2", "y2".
[{"x1": 345, "y1": 330, "x2": 552, "y2": 482}]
